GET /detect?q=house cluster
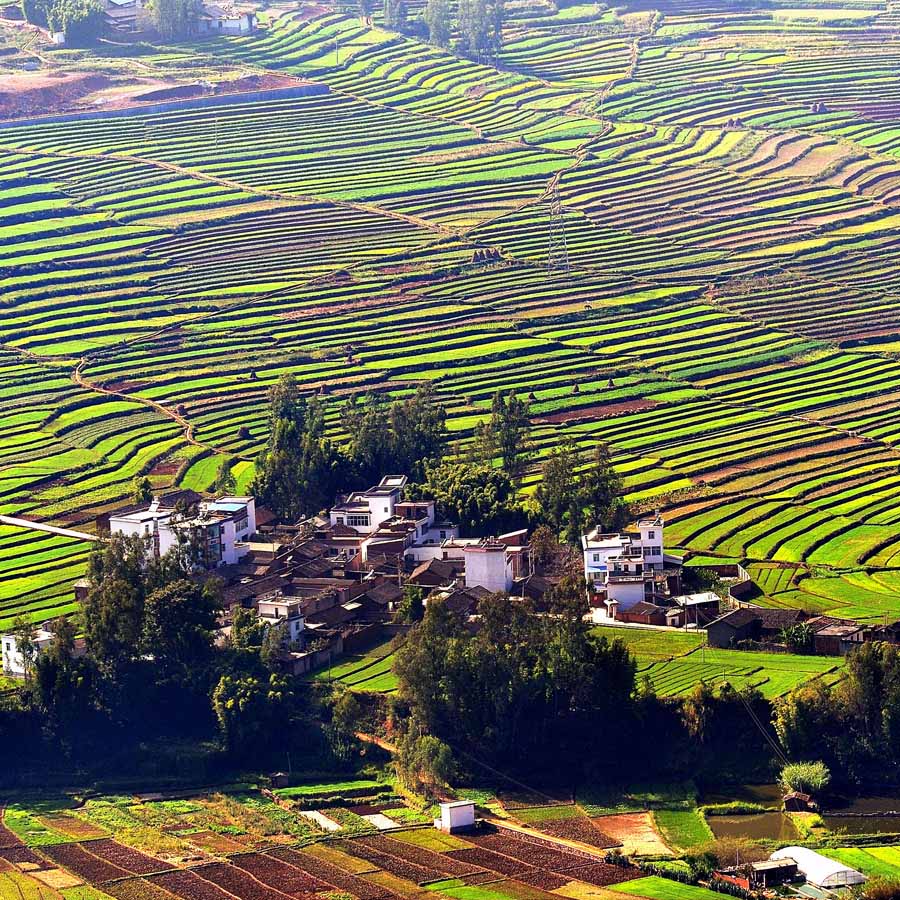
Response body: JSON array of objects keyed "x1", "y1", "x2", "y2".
[
  {"x1": 706, "y1": 605, "x2": 900, "y2": 656},
  {"x1": 581, "y1": 515, "x2": 709, "y2": 626},
  {"x1": 2, "y1": 476, "x2": 548, "y2": 680}
]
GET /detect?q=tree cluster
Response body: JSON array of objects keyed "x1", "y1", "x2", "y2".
[
  {"x1": 252, "y1": 376, "x2": 447, "y2": 522},
  {"x1": 422, "y1": 0, "x2": 503, "y2": 58},
  {"x1": 773, "y1": 642, "x2": 900, "y2": 785},
  {"x1": 150, "y1": 0, "x2": 199, "y2": 39},
  {"x1": 1, "y1": 535, "x2": 334, "y2": 780},
  {"x1": 394, "y1": 589, "x2": 637, "y2": 774},
  {"x1": 409, "y1": 458, "x2": 521, "y2": 535},
  {"x1": 251, "y1": 375, "x2": 343, "y2": 522},
  {"x1": 536, "y1": 441, "x2": 629, "y2": 545},
  {"x1": 393, "y1": 587, "x2": 778, "y2": 786},
  {"x1": 21, "y1": 0, "x2": 104, "y2": 44}
]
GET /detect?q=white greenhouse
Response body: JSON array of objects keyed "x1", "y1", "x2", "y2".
[{"x1": 770, "y1": 847, "x2": 866, "y2": 889}]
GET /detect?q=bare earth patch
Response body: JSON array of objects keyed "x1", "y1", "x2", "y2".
[{"x1": 590, "y1": 813, "x2": 670, "y2": 857}]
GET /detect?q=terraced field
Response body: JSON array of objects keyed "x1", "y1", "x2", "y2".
[{"x1": 7, "y1": 0, "x2": 900, "y2": 628}]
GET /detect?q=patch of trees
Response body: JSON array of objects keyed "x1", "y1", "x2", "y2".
[
  {"x1": 408, "y1": 459, "x2": 522, "y2": 535},
  {"x1": 252, "y1": 376, "x2": 447, "y2": 521},
  {"x1": 150, "y1": 0, "x2": 199, "y2": 39},
  {"x1": 536, "y1": 440, "x2": 629, "y2": 545},
  {"x1": 0, "y1": 536, "x2": 338, "y2": 782},
  {"x1": 422, "y1": 0, "x2": 503, "y2": 59},
  {"x1": 773, "y1": 642, "x2": 900, "y2": 786},
  {"x1": 21, "y1": 0, "x2": 104, "y2": 45},
  {"x1": 392, "y1": 583, "x2": 777, "y2": 785}
]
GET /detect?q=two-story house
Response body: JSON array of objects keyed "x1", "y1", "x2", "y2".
[{"x1": 582, "y1": 515, "x2": 679, "y2": 620}]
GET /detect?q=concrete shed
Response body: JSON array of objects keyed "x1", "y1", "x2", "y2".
[
  {"x1": 770, "y1": 847, "x2": 865, "y2": 888},
  {"x1": 437, "y1": 800, "x2": 475, "y2": 834}
]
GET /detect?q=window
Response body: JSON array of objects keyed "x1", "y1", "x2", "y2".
[
  {"x1": 384, "y1": 506, "x2": 389, "y2": 513},
  {"x1": 593, "y1": 553, "x2": 600, "y2": 562},
  {"x1": 648, "y1": 530, "x2": 656, "y2": 539},
  {"x1": 347, "y1": 514, "x2": 370, "y2": 528},
  {"x1": 336, "y1": 516, "x2": 344, "y2": 525},
  {"x1": 440, "y1": 530, "x2": 446, "y2": 540}
]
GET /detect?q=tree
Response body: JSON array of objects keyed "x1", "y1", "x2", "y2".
[
  {"x1": 423, "y1": 0, "x2": 450, "y2": 46},
  {"x1": 253, "y1": 375, "x2": 341, "y2": 521},
  {"x1": 394, "y1": 584, "x2": 424, "y2": 624},
  {"x1": 342, "y1": 392, "x2": 391, "y2": 484},
  {"x1": 411, "y1": 459, "x2": 521, "y2": 535},
  {"x1": 230, "y1": 606, "x2": 266, "y2": 651},
  {"x1": 383, "y1": 0, "x2": 406, "y2": 28},
  {"x1": 490, "y1": 390, "x2": 533, "y2": 479},
  {"x1": 11, "y1": 616, "x2": 38, "y2": 682},
  {"x1": 536, "y1": 440, "x2": 582, "y2": 544},
  {"x1": 327, "y1": 689, "x2": 364, "y2": 761},
  {"x1": 396, "y1": 723, "x2": 456, "y2": 793},
  {"x1": 50, "y1": 0, "x2": 104, "y2": 44},
  {"x1": 456, "y1": 0, "x2": 502, "y2": 58},
  {"x1": 772, "y1": 680, "x2": 834, "y2": 762},
  {"x1": 529, "y1": 524, "x2": 560, "y2": 571},
  {"x1": 132, "y1": 474, "x2": 153, "y2": 504},
  {"x1": 343, "y1": 384, "x2": 446, "y2": 484},
  {"x1": 212, "y1": 672, "x2": 291, "y2": 756},
  {"x1": 214, "y1": 458, "x2": 236, "y2": 495},
  {"x1": 21, "y1": 0, "x2": 48, "y2": 26},
  {"x1": 150, "y1": 0, "x2": 198, "y2": 39},
  {"x1": 394, "y1": 592, "x2": 637, "y2": 774},
  {"x1": 82, "y1": 534, "x2": 148, "y2": 677},
  {"x1": 580, "y1": 443, "x2": 628, "y2": 532},
  {"x1": 389, "y1": 382, "x2": 447, "y2": 480},
  {"x1": 780, "y1": 623, "x2": 813, "y2": 655},
  {"x1": 142, "y1": 578, "x2": 221, "y2": 678}
]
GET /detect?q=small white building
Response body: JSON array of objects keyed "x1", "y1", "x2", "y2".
[
  {"x1": 464, "y1": 531, "x2": 529, "y2": 594},
  {"x1": 582, "y1": 515, "x2": 680, "y2": 621},
  {"x1": 330, "y1": 476, "x2": 407, "y2": 535},
  {"x1": 1, "y1": 628, "x2": 53, "y2": 677},
  {"x1": 197, "y1": 2, "x2": 256, "y2": 33},
  {"x1": 770, "y1": 847, "x2": 865, "y2": 889},
  {"x1": 1, "y1": 627, "x2": 85, "y2": 677},
  {"x1": 257, "y1": 594, "x2": 305, "y2": 644},
  {"x1": 436, "y1": 801, "x2": 475, "y2": 834},
  {"x1": 108, "y1": 495, "x2": 256, "y2": 568}
]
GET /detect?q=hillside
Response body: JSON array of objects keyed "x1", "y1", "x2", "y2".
[{"x1": 4, "y1": 0, "x2": 900, "y2": 626}]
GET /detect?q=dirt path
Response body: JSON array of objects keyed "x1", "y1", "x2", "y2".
[
  {"x1": 0, "y1": 515, "x2": 100, "y2": 542},
  {"x1": 5, "y1": 145, "x2": 450, "y2": 238},
  {"x1": 71, "y1": 356, "x2": 255, "y2": 462}
]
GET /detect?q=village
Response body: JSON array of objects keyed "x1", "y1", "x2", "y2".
[{"x1": 4, "y1": 475, "x2": 895, "y2": 681}]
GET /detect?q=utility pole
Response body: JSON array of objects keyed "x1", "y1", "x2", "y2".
[{"x1": 546, "y1": 181, "x2": 570, "y2": 277}]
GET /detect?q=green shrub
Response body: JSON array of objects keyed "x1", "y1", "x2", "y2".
[{"x1": 780, "y1": 761, "x2": 830, "y2": 794}]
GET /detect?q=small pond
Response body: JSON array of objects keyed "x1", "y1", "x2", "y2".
[
  {"x1": 707, "y1": 811, "x2": 799, "y2": 841},
  {"x1": 822, "y1": 793, "x2": 900, "y2": 835},
  {"x1": 700, "y1": 783, "x2": 782, "y2": 806}
]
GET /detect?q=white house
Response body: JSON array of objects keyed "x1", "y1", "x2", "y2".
[
  {"x1": 109, "y1": 495, "x2": 256, "y2": 568},
  {"x1": 197, "y1": 2, "x2": 256, "y2": 34},
  {"x1": 1, "y1": 628, "x2": 53, "y2": 677},
  {"x1": 582, "y1": 515, "x2": 679, "y2": 621},
  {"x1": 1, "y1": 627, "x2": 85, "y2": 677},
  {"x1": 463, "y1": 531, "x2": 530, "y2": 594},
  {"x1": 436, "y1": 801, "x2": 475, "y2": 834},
  {"x1": 330, "y1": 476, "x2": 407, "y2": 535},
  {"x1": 257, "y1": 594, "x2": 305, "y2": 644}
]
